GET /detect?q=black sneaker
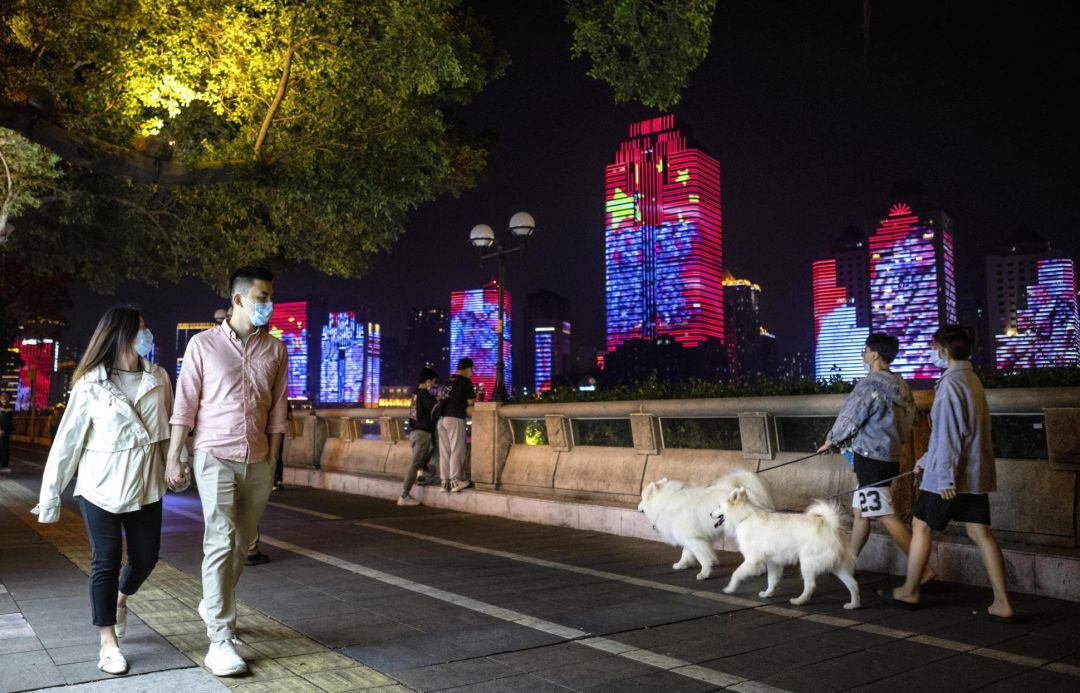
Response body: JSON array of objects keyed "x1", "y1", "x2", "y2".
[{"x1": 245, "y1": 552, "x2": 270, "y2": 566}]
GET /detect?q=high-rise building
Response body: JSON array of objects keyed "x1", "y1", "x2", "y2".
[
  {"x1": 985, "y1": 229, "x2": 1054, "y2": 366},
  {"x1": 812, "y1": 226, "x2": 871, "y2": 382},
  {"x1": 869, "y1": 202, "x2": 957, "y2": 379},
  {"x1": 994, "y1": 258, "x2": 1080, "y2": 369},
  {"x1": 605, "y1": 114, "x2": 723, "y2": 352},
  {"x1": 13, "y1": 337, "x2": 56, "y2": 410},
  {"x1": 723, "y1": 274, "x2": 775, "y2": 378},
  {"x1": 524, "y1": 291, "x2": 571, "y2": 394},
  {"x1": 268, "y1": 301, "x2": 309, "y2": 399},
  {"x1": 450, "y1": 281, "x2": 511, "y2": 397},
  {"x1": 407, "y1": 306, "x2": 450, "y2": 378},
  {"x1": 319, "y1": 311, "x2": 381, "y2": 407},
  {"x1": 175, "y1": 322, "x2": 217, "y2": 379}
]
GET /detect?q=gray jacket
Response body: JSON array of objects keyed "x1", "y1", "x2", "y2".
[
  {"x1": 918, "y1": 361, "x2": 996, "y2": 494},
  {"x1": 827, "y1": 370, "x2": 914, "y2": 463}
]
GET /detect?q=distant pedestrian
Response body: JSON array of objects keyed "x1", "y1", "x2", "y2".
[
  {"x1": 0, "y1": 390, "x2": 13, "y2": 473},
  {"x1": 818, "y1": 333, "x2": 931, "y2": 581},
  {"x1": 878, "y1": 325, "x2": 1014, "y2": 621},
  {"x1": 213, "y1": 307, "x2": 230, "y2": 325},
  {"x1": 48, "y1": 402, "x2": 65, "y2": 441},
  {"x1": 33, "y1": 306, "x2": 171, "y2": 675},
  {"x1": 436, "y1": 358, "x2": 476, "y2": 493},
  {"x1": 399, "y1": 367, "x2": 439, "y2": 506},
  {"x1": 167, "y1": 266, "x2": 288, "y2": 676}
]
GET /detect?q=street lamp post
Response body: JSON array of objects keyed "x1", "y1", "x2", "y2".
[{"x1": 469, "y1": 212, "x2": 536, "y2": 402}]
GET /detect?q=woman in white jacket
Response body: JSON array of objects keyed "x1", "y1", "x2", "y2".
[{"x1": 34, "y1": 306, "x2": 173, "y2": 675}]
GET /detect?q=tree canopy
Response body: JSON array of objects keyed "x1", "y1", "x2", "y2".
[{"x1": 1, "y1": 0, "x2": 717, "y2": 301}]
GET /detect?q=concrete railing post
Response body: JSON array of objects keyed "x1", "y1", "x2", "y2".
[
  {"x1": 470, "y1": 402, "x2": 512, "y2": 487},
  {"x1": 379, "y1": 416, "x2": 405, "y2": 443},
  {"x1": 545, "y1": 414, "x2": 572, "y2": 452},
  {"x1": 737, "y1": 412, "x2": 776, "y2": 460},
  {"x1": 630, "y1": 413, "x2": 662, "y2": 455}
]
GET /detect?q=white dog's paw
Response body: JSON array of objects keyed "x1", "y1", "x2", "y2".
[
  {"x1": 695, "y1": 569, "x2": 712, "y2": 581},
  {"x1": 673, "y1": 561, "x2": 690, "y2": 570},
  {"x1": 789, "y1": 597, "x2": 809, "y2": 606},
  {"x1": 722, "y1": 583, "x2": 736, "y2": 594},
  {"x1": 758, "y1": 589, "x2": 775, "y2": 598},
  {"x1": 844, "y1": 601, "x2": 860, "y2": 610}
]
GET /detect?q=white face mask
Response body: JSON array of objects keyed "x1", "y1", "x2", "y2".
[
  {"x1": 242, "y1": 297, "x2": 274, "y2": 327},
  {"x1": 930, "y1": 348, "x2": 948, "y2": 369}
]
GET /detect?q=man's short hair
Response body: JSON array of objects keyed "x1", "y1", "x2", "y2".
[
  {"x1": 228, "y1": 266, "x2": 275, "y2": 296},
  {"x1": 457, "y1": 357, "x2": 473, "y2": 371},
  {"x1": 865, "y1": 332, "x2": 900, "y2": 364},
  {"x1": 418, "y1": 367, "x2": 438, "y2": 383},
  {"x1": 932, "y1": 324, "x2": 975, "y2": 361}
]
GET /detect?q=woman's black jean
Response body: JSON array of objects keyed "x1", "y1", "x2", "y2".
[{"x1": 78, "y1": 498, "x2": 162, "y2": 627}]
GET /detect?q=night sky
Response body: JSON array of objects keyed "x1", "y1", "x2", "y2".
[{"x1": 63, "y1": 1, "x2": 1080, "y2": 379}]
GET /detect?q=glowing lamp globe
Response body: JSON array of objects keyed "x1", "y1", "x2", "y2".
[
  {"x1": 469, "y1": 224, "x2": 495, "y2": 248},
  {"x1": 508, "y1": 212, "x2": 536, "y2": 238}
]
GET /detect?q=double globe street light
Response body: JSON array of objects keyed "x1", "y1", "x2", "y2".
[{"x1": 469, "y1": 212, "x2": 536, "y2": 402}]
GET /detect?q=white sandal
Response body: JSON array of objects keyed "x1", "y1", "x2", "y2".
[
  {"x1": 98, "y1": 647, "x2": 128, "y2": 675},
  {"x1": 115, "y1": 605, "x2": 127, "y2": 639}
]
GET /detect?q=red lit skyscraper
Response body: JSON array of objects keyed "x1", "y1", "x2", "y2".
[
  {"x1": 869, "y1": 203, "x2": 957, "y2": 379},
  {"x1": 450, "y1": 281, "x2": 511, "y2": 397},
  {"x1": 268, "y1": 301, "x2": 308, "y2": 399},
  {"x1": 813, "y1": 226, "x2": 870, "y2": 381},
  {"x1": 605, "y1": 115, "x2": 723, "y2": 352}
]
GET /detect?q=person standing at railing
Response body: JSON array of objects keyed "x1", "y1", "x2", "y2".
[
  {"x1": 817, "y1": 333, "x2": 931, "y2": 581},
  {"x1": 435, "y1": 357, "x2": 476, "y2": 493},
  {"x1": 398, "y1": 367, "x2": 439, "y2": 506},
  {"x1": 878, "y1": 325, "x2": 1014, "y2": 621},
  {"x1": 0, "y1": 390, "x2": 14, "y2": 473},
  {"x1": 32, "y1": 306, "x2": 172, "y2": 675}
]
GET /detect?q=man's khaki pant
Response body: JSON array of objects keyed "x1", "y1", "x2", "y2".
[{"x1": 194, "y1": 451, "x2": 272, "y2": 641}]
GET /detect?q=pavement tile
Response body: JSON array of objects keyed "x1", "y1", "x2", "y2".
[
  {"x1": 392, "y1": 657, "x2": 519, "y2": 692},
  {"x1": 277, "y1": 651, "x2": 361, "y2": 675},
  {"x1": 290, "y1": 618, "x2": 421, "y2": 649},
  {"x1": 847, "y1": 652, "x2": 1028, "y2": 693},
  {"x1": 248, "y1": 636, "x2": 327, "y2": 658},
  {"x1": 299, "y1": 666, "x2": 398, "y2": 691},
  {"x1": 977, "y1": 668, "x2": 1080, "y2": 692},
  {"x1": 490, "y1": 642, "x2": 599, "y2": 672},
  {"x1": 758, "y1": 649, "x2": 918, "y2": 692},
  {"x1": 0, "y1": 648, "x2": 66, "y2": 692},
  {"x1": 340, "y1": 639, "x2": 446, "y2": 672},
  {"x1": 531, "y1": 654, "x2": 659, "y2": 690}
]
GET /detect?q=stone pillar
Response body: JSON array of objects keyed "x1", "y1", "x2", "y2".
[
  {"x1": 545, "y1": 415, "x2": 572, "y2": 452},
  {"x1": 470, "y1": 402, "x2": 512, "y2": 487},
  {"x1": 737, "y1": 412, "x2": 776, "y2": 460},
  {"x1": 379, "y1": 416, "x2": 405, "y2": 443},
  {"x1": 630, "y1": 413, "x2": 662, "y2": 455}
]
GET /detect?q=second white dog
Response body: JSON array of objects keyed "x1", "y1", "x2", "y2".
[
  {"x1": 638, "y1": 470, "x2": 774, "y2": 580},
  {"x1": 710, "y1": 486, "x2": 860, "y2": 609}
]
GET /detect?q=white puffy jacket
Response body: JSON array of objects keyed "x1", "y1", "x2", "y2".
[{"x1": 34, "y1": 360, "x2": 173, "y2": 522}]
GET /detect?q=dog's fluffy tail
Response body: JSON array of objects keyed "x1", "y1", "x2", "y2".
[
  {"x1": 716, "y1": 469, "x2": 776, "y2": 510},
  {"x1": 805, "y1": 500, "x2": 841, "y2": 530},
  {"x1": 806, "y1": 500, "x2": 857, "y2": 570}
]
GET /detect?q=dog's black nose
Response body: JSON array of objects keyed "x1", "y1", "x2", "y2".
[{"x1": 713, "y1": 514, "x2": 725, "y2": 528}]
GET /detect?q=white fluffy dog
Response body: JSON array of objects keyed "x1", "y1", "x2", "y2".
[
  {"x1": 638, "y1": 470, "x2": 774, "y2": 580},
  {"x1": 710, "y1": 486, "x2": 860, "y2": 609}
]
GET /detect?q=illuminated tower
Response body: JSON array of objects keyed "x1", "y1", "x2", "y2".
[
  {"x1": 175, "y1": 322, "x2": 217, "y2": 379},
  {"x1": 869, "y1": 203, "x2": 957, "y2": 379},
  {"x1": 985, "y1": 229, "x2": 1054, "y2": 366},
  {"x1": 605, "y1": 115, "x2": 723, "y2": 352},
  {"x1": 13, "y1": 338, "x2": 56, "y2": 410},
  {"x1": 268, "y1": 301, "x2": 309, "y2": 399},
  {"x1": 407, "y1": 306, "x2": 450, "y2": 377},
  {"x1": 319, "y1": 312, "x2": 382, "y2": 406},
  {"x1": 813, "y1": 226, "x2": 870, "y2": 381},
  {"x1": 994, "y1": 258, "x2": 1079, "y2": 368},
  {"x1": 525, "y1": 290, "x2": 571, "y2": 394},
  {"x1": 450, "y1": 281, "x2": 511, "y2": 397},
  {"x1": 723, "y1": 274, "x2": 775, "y2": 377}
]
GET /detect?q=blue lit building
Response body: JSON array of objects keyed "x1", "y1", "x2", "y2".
[{"x1": 319, "y1": 311, "x2": 381, "y2": 406}]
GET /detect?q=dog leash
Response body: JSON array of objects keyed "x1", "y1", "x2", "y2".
[
  {"x1": 755, "y1": 449, "x2": 827, "y2": 474},
  {"x1": 769, "y1": 469, "x2": 919, "y2": 514}
]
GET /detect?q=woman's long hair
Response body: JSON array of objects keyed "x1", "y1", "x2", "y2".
[{"x1": 72, "y1": 306, "x2": 142, "y2": 384}]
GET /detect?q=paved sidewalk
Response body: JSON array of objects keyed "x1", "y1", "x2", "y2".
[{"x1": 2, "y1": 442, "x2": 1079, "y2": 692}]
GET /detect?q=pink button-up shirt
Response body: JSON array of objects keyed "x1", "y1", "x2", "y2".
[{"x1": 171, "y1": 322, "x2": 289, "y2": 463}]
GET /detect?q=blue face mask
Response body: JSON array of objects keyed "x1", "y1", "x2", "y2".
[
  {"x1": 248, "y1": 300, "x2": 274, "y2": 327},
  {"x1": 133, "y1": 329, "x2": 154, "y2": 358},
  {"x1": 930, "y1": 349, "x2": 948, "y2": 369}
]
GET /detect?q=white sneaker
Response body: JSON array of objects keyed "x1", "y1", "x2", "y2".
[
  {"x1": 115, "y1": 605, "x2": 127, "y2": 639},
  {"x1": 98, "y1": 646, "x2": 128, "y2": 675},
  {"x1": 205, "y1": 640, "x2": 247, "y2": 676},
  {"x1": 397, "y1": 496, "x2": 420, "y2": 507},
  {"x1": 450, "y1": 479, "x2": 473, "y2": 493}
]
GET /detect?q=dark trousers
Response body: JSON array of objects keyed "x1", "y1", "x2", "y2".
[
  {"x1": 274, "y1": 455, "x2": 283, "y2": 484},
  {"x1": 0, "y1": 433, "x2": 10, "y2": 468},
  {"x1": 79, "y1": 498, "x2": 162, "y2": 627},
  {"x1": 402, "y1": 430, "x2": 435, "y2": 496}
]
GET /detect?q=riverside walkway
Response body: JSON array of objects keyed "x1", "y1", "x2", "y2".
[{"x1": 1, "y1": 441, "x2": 1079, "y2": 693}]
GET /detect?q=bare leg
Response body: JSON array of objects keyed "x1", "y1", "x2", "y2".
[
  {"x1": 833, "y1": 568, "x2": 861, "y2": 609},
  {"x1": 889, "y1": 518, "x2": 931, "y2": 605},
  {"x1": 880, "y1": 514, "x2": 935, "y2": 583},
  {"x1": 850, "y1": 508, "x2": 870, "y2": 557},
  {"x1": 686, "y1": 539, "x2": 718, "y2": 580},
  {"x1": 673, "y1": 547, "x2": 696, "y2": 570},
  {"x1": 790, "y1": 561, "x2": 820, "y2": 605},
  {"x1": 759, "y1": 562, "x2": 783, "y2": 598},
  {"x1": 964, "y1": 523, "x2": 1014, "y2": 618},
  {"x1": 99, "y1": 625, "x2": 119, "y2": 651},
  {"x1": 724, "y1": 559, "x2": 763, "y2": 594}
]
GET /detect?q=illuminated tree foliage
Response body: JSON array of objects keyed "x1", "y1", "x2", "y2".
[
  {"x1": 566, "y1": 0, "x2": 716, "y2": 110},
  {"x1": 0, "y1": 0, "x2": 504, "y2": 290}
]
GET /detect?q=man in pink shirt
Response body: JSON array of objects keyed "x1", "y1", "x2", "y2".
[{"x1": 166, "y1": 266, "x2": 288, "y2": 677}]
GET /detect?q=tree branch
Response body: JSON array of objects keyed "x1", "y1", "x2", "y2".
[
  {"x1": 0, "y1": 95, "x2": 252, "y2": 186},
  {"x1": 254, "y1": 33, "x2": 299, "y2": 160}
]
